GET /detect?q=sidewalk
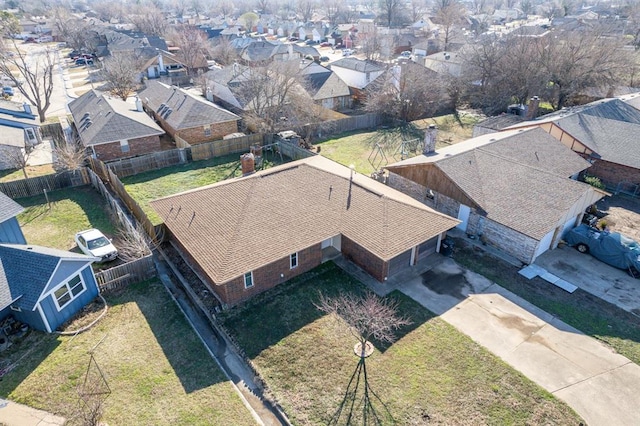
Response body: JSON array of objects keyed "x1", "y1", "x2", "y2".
[
  {"x1": 334, "y1": 255, "x2": 640, "y2": 426},
  {"x1": 0, "y1": 399, "x2": 65, "y2": 425}
]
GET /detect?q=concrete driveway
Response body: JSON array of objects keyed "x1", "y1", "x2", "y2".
[
  {"x1": 535, "y1": 246, "x2": 640, "y2": 316},
  {"x1": 370, "y1": 258, "x2": 640, "y2": 426}
]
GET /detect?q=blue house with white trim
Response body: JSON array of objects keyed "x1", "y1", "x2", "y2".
[{"x1": 0, "y1": 192, "x2": 100, "y2": 333}]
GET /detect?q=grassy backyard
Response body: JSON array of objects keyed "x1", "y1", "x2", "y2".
[
  {"x1": 0, "y1": 164, "x2": 56, "y2": 182},
  {"x1": 0, "y1": 280, "x2": 254, "y2": 425},
  {"x1": 121, "y1": 152, "x2": 290, "y2": 225},
  {"x1": 453, "y1": 241, "x2": 640, "y2": 366},
  {"x1": 16, "y1": 186, "x2": 117, "y2": 251},
  {"x1": 221, "y1": 262, "x2": 581, "y2": 425},
  {"x1": 316, "y1": 113, "x2": 481, "y2": 175}
]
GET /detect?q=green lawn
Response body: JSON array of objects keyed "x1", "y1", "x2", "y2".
[
  {"x1": 316, "y1": 113, "x2": 480, "y2": 175},
  {"x1": 221, "y1": 263, "x2": 582, "y2": 425},
  {"x1": 454, "y1": 242, "x2": 640, "y2": 366},
  {"x1": 16, "y1": 186, "x2": 117, "y2": 251},
  {"x1": 0, "y1": 164, "x2": 56, "y2": 182},
  {"x1": 0, "y1": 280, "x2": 254, "y2": 426},
  {"x1": 121, "y1": 153, "x2": 289, "y2": 225}
]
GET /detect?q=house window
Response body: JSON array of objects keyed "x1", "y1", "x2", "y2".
[
  {"x1": 120, "y1": 140, "x2": 130, "y2": 153},
  {"x1": 244, "y1": 272, "x2": 254, "y2": 288},
  {"x1": 290, "y1": 252, "x2": 298, "y2": 269},
  {"x1": 204, "y1": 125, "x2": 212, "y2": 137},
  {"x1": 53, "y1": 274, "x2": 86, "y2": 311}
]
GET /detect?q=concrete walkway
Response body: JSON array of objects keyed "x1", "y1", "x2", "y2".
[
  {"x1": 334, "y1": 256, "x2": 640, "y2": 426},
  {"x1": 0, "y1": 399, "x2": 65, "y2": 425}
]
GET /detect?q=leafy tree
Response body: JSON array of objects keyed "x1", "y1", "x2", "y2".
[{"x1": 238, "y1": 12, "x2": 259, "y2": 32}]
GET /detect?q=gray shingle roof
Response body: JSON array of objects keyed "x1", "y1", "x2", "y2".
[
  {"x1": 330, "y1": 58, "x2": 385, "y2": 73},
  {"x1": 139, "y1": 81, "x2": 240, "y2": 130},
  {"x1": 0, "y1": 191, "x2": 23, "y2": 223},
  {"x1": 151, "y1": 156, "x2": 459, "y2": 284},
  {"x1": 69, "y1": 90, "x2": 164, "y2": 147},
  {"x1": 0, "y1": 244, "x2": 91, "y2": 310},
  {"x1": 508, "y1": 98, "x2": 640, "y2": 169},
  {"x1": 387, "y1": 128, "x2": 600, "y2": 240}
]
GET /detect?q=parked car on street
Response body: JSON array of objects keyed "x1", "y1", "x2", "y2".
[
  {"x1": 75, "y1": 57, "x2": 93, "y2": 66},
  {"x1": 342, "y1": 48, "x2": 354, "y2": 56},
  {"x1": 320, "y1": 42, "x2": 332, "y2": 47},
  {"x1": 319, "y1": 56, "x2": 330, "y2": 62},
  {"x1": 564, "y1": 224, "x2": 640, "y2": 277},
  {"x1": 75, "y1": 229, "x2": 118, "y2": 262},
  {"x1": 2, "y1": 86, "x2": 14, "y2": 96}
]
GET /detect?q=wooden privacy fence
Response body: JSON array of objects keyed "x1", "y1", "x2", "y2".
[
  {"x1": 88, "y1": 158, "x2": 157, "y2": 241},
  {"x1": 277, "y1": 141, "x2": 317, "y2": 160},
  {"x1": 0, "y1": 169, "x2": 90, "y2": 199},
  {"x1": 106, "y1": 149, "x2": 188, "y2": 178},
  {"x1": 190, "y1": 133, "x2": 264, "y2": 161},
  {"x1": 300, "y1": 113, "x2": 383, "y2": 140},
  {"x1": 104, "y1": 133, "x2": 264, "y2": 177},
  {"x1": 95, "y1": 255, "x2": 156, "y2": 293}
]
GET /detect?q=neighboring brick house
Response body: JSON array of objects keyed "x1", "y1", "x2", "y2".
[
  {"x1": 386, "y1": 128, "x2": 606, "y2": 265},
  {"x1": 151, "y1": 156, "x2": 459, "y2": 307},
  {"x1": 504, "y1": 98, "x2": 640, "y2": 192},
  {"x1": 69, "y1": 90, "x2": 165, "y2": 161},
  {"x1": 139, "y1": 81, "x2": 240, "y2": 146},
  {"x1": 0, "y1": 101, "x2": 42, "y2": 170}
]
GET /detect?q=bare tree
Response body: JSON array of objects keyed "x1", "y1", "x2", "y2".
[
  {"x1": 316, "y1": 291, "x2": 411, "y2": 353},
  {"x1": 358, "y1": 30, "x2": 382, "y2": 61},
  {"x1": 366, "y1": 63, "x2": 446, "y2": 122},
  {"x1": 0, "y1": 43, "x2": 54, "y2": 123},
  {"x1": 129, "y1": 4, "x2": 168, "y2": 37},
  {"x1": 101, "y1": 53, "x2": 141, "y2": 101},
  {"x1": 114, "y1": 223, "x2": 152, "y2": 262},
  {"x1": 434, "y1": 0, "x2": 465, "y2": 51},
  {"x1": 379, "y1": 0, "x2": 403, "y2": 28},
  {"x1": 324, "y1": 0, "x2": 343, "y2": 25},
  {"x1": 408, "y1": 0, "x2": 429, "y2": 23},
  {"x1": 538, "y1": 28, "x2": 629, "y2": 109},
  {"x1": 170, "y1": 26, "x2": 210, "y2": 75},
  {"x1": 6, "y1": 145, "x2": 34, "y2": 179},
  {"x1": 55, "y1": 137, "x2": 87, "y2": 172},
  {"x1": 210, "y1": 37, "x2": 240, "y2": 66},
  {"x1": 297, "y1": 0, "x2": 317, "y2": 22}
]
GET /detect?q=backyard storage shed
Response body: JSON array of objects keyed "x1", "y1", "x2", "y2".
[
  {"x1": 386, "y1": 128, "x2": 607, "y2": 264},
  {"x1": 151, "y1": 156, "x2": 459, "y2": 307}
]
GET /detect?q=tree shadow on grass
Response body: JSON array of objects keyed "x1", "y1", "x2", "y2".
[
  {"x1": 220, "y1": 262, "x2": 434, "y2": 359},
  {"x1": 106, "y1": 280, "x2": 226, "y2": 393}
]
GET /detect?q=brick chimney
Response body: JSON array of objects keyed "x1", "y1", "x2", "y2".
[
  {"x1": 525, "y1": 96, "x2": 540, "y2": 120},
  {"x1": 241, "y1": 153, "x2": 255, "y2": 176},
  {"x1": 423, "y1": 124, "x2": 437, "y2": 155}
]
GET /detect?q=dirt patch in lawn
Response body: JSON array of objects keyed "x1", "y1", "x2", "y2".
[{"x1": 596, "y1": 194, "x2": 640, "y2": 242}]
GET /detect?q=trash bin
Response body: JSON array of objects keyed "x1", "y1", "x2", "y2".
[{"x1": 440, "y1": 237, "x2": 454, "y2": 256}]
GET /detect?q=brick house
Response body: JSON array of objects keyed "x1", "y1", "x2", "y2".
[
  {"x1": 386, "y1": 128, "x2": 606, "y2": 265},
  {"x1": 504, "y1": 98, "x2": 640, "y2": 192},
  {"x1": 151, "y1": 156, "x2": 459, "y2": 307},
  {"x1": 139, "y1": 81, "x2": 240, "y2": 146},
  {"x1": 69, "y1": 90, "x2": 164, "y2": 161}
]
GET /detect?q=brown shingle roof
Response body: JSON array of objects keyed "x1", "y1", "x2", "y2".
[
  {"x1": 139, "y1": 81, "x2": 240, "y2": 130},
  {"x1": 151, "y1": 156, "x2": 459, "y2": 283}
]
